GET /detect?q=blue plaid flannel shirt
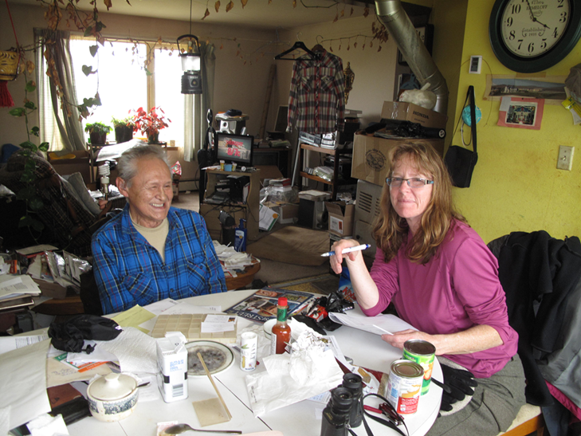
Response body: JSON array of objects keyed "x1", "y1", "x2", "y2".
[{"x1": 92, "y1": 205, "x2": 227, "y2": 314}]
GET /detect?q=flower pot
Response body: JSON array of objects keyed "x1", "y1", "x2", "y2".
[
  {"x1": 90, "y1": 132, "x2": 107, "y2": 145},
  {"x1": 148, "y1": 132, "x2": 159, "y2": 144},
  {"x1": 115, "y1": 126, "x2": 133, "y2": 143}
]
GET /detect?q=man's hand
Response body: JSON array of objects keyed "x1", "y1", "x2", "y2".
[{"x1": 98, "y1": 199, "x2": 108, "y2": 210}]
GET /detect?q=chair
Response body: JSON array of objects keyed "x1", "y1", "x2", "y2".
[{"x1": 497, "y1": 404, "x2": 544, "y2": 436}]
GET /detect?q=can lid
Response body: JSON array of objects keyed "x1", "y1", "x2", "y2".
[
  {"x1": 404, "y1": 339, "x2": 436, "y2": 355},
  {"x1": 391, "y1": 360, "x2": 424, "y2": 378},
  {"x1": 278, "y1": 297, "x2": 288, "y2": 306}
]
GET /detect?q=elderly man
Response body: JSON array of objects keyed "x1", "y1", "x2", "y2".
[{"x1": 92, "y1": 145, "x2": 226, "y2": 314}]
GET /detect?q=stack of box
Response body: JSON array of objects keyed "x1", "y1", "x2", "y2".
[{"x1": 351, "y1": 101, "x2": 448, "y2": 186}]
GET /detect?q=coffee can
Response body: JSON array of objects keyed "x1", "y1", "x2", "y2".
[
  {"x1": 403, "y1": 339, "x2": 436, "y2": 395},
  {"x1": 387, "y1": 359, "x2": 424, "y2": 415},
  {"x1": 240, "y1": 332, "x2": 257, "y2": 371}
]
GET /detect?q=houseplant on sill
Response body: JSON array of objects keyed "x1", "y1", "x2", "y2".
[
  {"x1": 111, "y1": 116, "x2": 135, "y2": 143},
  {"x1": 130, "y1": 106, "x2": 170, "y2": 144},
  {"x1": 85, "y1": 122, "x2": 111, "y2": 145}
]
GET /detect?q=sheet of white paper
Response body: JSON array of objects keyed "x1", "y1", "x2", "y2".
[
  {"x1": 27, "y1": 413, "x2": 69, "y2": 436},
  {"x1": 0, "y1": 339, "x2": 52, "y2": 431},
  {"x1": 0, "y1": 333, "x2": 49, "y2": 355},
  {"x1": 500, "y1": 95, "x2": 512, "y2": 111},
  {"x1": 0, "y1": 274, "x2": 42, "y2": 299},
  {"x1": 66, "y1": 346, "x2": 118, "y2": 364},
  {"x1": 201, "y1": 315, "x2": 236, "y2": 333},
  {"x1": 97, "y1": 327, "x2": 158, "y2": 374},
  {"x1": 160, "y1": 301, "x2": 221, "y2": 315},
  {"x1": 15, "y1": 245, "x2": 58, "y2": 256},
  {"x1": 328, "y1": 304, "x2": 416, "y2": 335}
]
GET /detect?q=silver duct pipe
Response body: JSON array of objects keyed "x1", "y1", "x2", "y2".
[{"x1": 375, "y1": 0, "x2": 448, "y2": 114}]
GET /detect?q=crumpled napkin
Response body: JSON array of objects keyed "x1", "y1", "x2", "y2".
[{"x1": 245, "y1": 328, "x2": 343, "y2": 417}]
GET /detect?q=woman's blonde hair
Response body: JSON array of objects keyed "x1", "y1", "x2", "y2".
[{"x1": 372, "y1": 142, "x2": 466, "y2": 264}]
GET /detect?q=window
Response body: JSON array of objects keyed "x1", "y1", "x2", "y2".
[{"x1": 68, "y1": 38, "x2": 183, "y2": 146}]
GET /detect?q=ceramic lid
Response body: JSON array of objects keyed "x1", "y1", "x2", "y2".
[{"x1": 88, "y1": 373, "x2": 137, "y2": 401}]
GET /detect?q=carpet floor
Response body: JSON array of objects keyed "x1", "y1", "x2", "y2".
[
  {"x1": 246, "y1": 226, "x2": 329, "y2": 266},
  {"x1": 273, "y1": 273, "x2": 339, "y2": 295}
]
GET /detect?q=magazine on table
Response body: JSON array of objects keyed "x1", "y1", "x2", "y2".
[{"x1": 224, "y1": 287, "x2": 317, "y2": 323}]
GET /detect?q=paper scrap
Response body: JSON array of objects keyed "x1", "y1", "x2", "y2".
[
  {"x1": 202, "y1": 315, "x2": 236, "y2": 333},
  {"x1": 328, "y1": 304, "x2": 416, "y2": 336},
  {"x1": 0, "y1": 339, "x2": 52, "y2": 431},
  {"x1": 112, "y1": 305, "x2": 156, "y2": 332}
]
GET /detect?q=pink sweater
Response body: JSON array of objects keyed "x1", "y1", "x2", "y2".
[{"x1": 364, "y1": 220, "x2": 518, "y2": 378}]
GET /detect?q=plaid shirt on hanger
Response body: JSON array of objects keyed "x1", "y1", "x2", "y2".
[{"x1": 287, "y1": 49, "x2": 346, "y2": 134}]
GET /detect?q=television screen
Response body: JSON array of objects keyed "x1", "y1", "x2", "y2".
[{"x1": 215, "y1": 133, "x2": 254, "y2": 167}]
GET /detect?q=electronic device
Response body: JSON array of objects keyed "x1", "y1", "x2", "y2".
[
  {"x1": 215, "y1": 132, "x2": 254, "y2": 167},
  {"x1": 469, "y1": 55, "x2": 482, "y2": 74}
]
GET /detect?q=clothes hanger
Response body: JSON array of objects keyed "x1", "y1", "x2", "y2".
[{"x1": 274, "y1": 41, "x2": 320, "y2": 61}]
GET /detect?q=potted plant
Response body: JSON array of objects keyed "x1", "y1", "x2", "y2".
[
  {"x1": 130, "y1": 107, "x2": 171, "y2": 144},
  {"x1": 85, "y1": 122, "x2": 111, "y2": 145},
  {"x1": 111, "y1": 116, "x2": 135, "y2": 143}
]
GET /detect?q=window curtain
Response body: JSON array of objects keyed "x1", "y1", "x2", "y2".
[
  {"x1": 35, "y1": 29, "x2": 85, "y2": 152},
  {"x1": 184, "y1": 42, "x2": 216, "y2": 162}
]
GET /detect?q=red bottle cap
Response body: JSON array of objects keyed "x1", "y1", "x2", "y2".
[{"x1": 278, "y1": 297, "x2": 288, "y2": 306}]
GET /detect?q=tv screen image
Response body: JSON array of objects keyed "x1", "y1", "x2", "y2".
[{"x1": 215, "y1": 133, "x2": 254, "y2": 166}]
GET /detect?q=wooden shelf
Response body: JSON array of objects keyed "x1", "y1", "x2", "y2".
[{"x1": 298, "y1": 143, "x2": 355, "y2": 200}]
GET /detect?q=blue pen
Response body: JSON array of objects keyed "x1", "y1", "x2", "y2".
[{"x1": 320, "y1": 244, "x2": 371, "y2": 257}]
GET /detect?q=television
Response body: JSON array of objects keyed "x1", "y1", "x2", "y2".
[{"x1": 215, "y1": 132, "x2": 254, "y2": 167}]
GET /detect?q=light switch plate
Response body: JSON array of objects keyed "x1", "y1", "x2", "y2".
[{"x1": 557, "y1": 145, "x2": 574, "y2": 171}]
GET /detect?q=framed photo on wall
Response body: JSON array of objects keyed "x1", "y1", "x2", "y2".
[{"x1": 398, "y1": 24, "x2": 434, "y2": 66}]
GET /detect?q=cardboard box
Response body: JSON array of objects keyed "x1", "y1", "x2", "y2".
[
  {"x1": 381, "y1": 101, "x2": 448, "y2": 129},
  {"x1": 326, "y1": 201, "x2": 355, "y2": 237},
  {"x1": 351, "y1": 133, "x2": 444, "y2": 186},
  {"x1": 272, "y1": 203, "x2": 299, "y2": 225}
]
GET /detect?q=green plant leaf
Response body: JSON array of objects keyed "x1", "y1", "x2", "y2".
[
  {"x1": 145, "y1": 68, "x2": 152, "y2": 76},
  {"x1": 20, "y1": 141, "x2": 37, "y2": 151},
  {"x1": 89, "y1": 45, "x2": 99, "y2": 57},
  {"x1": 20, "y1": 172, "x2": 36, "y2": 183},
  {"x1": 39, "y1": 142, "x2": 49, "y2": 152},
  {"x1": 25, "y1": 81, "x2": 36, "y2": 93},
  {"x1": 84, "y1": 26, "x2": 93, "y2": 37},
  {"x1": 82, "y1": 65, "x2": 95, "y2": 76},
  {"x1": 25, "y1": 160, "x2": 37, "y2": 171},
  {"x1": 16, "y1": 186, "x2": 35, "y2": 201},
  {"x1": 93, "y1": 93, "x2": 102, "y2": 106},
  {"x1": 24, "y1": 101, "x2": 36, "y2": 110},
  {"x1": 31, "y1": 218, "x2": 45, "y2": 232},
  {"x1": 31, "y1": 126, "x2": 40, "y2": 137},
  {"x1": 29, "y1": 198, "x2": 44, "y2": 211},
  {"x1": 9, "y1": 108, "x2": 26, "y2": 117}
]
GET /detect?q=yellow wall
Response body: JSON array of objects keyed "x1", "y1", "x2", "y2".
[{"x1": 445, "y1": 0, "x2": 581, "y2": 243}]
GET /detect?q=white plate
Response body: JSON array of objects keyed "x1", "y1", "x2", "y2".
[
  {"x1": 263, "y1": 319, "x2": 276, "y2": 337},
  {"x1": 185, "y1": 340, "x2": 234, "y2": 376}
]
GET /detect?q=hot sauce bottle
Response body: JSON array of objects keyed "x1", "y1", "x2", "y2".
[{"x1": 271, "y1": 297, "x2": 291, "y2": 354}]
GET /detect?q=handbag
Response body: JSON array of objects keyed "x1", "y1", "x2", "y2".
[{"x1": 444, "y1": 86, "x2": 478, "y2": 188}]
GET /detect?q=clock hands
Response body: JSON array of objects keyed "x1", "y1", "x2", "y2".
[{"x1": 524, "y1": 0, "x2": 550, "y2": 29}]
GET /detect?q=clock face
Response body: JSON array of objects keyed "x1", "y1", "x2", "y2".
[
  {"x1": 489, "y1": 0, "x2": 581, "y2": 72},
  {"x1": 501, "y1": 0, "x2": 570, "y2": 57}
]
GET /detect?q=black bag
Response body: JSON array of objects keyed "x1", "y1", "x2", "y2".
[
  {"x1": 48, "y1": 314, "x2": 122, "y2": 354},
  {"x1": 445, "y1": 86, "x2": 478, "y2": 188}
]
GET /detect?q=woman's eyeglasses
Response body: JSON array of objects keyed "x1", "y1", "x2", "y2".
[{"x1": 386, "y1": 177, "x2": 434, "y2": 188}]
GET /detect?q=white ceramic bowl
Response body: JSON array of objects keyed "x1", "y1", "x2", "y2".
[{"x1": 87, "y1": 373, "x2": 139, "y2": 422}]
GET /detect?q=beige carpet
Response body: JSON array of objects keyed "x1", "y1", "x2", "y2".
[{"x1": 246, "y1": 226, "x2": 329, "y2": 266}]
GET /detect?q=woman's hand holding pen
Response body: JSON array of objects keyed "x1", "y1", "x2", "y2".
[{"x1": 329, "y1": 239, "x2": 364, "y2": 274}]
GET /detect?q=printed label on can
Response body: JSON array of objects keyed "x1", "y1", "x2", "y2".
[
  {"x1": 387, "y1": 359, "x2": 424, "y2": 415},
  {"x1": 403, "y1": 339, "x2": 436, "y2": 395},
  {"x1": 240, "y1": 332, "x2": 257, "y2": 371}
]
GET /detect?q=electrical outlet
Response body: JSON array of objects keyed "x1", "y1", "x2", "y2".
[
  {"x1": 469, "y1": 56, "x2": 482, "y2": 74},
  {"x1": 557, "y1": 145, "x2": 574, "y2": 171}
]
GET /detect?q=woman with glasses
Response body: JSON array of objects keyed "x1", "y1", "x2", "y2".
[{"x1": 329, "y1": 142, "x2": 525, "y2": 436}]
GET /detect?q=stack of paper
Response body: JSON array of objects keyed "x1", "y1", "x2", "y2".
[{"x1": 0, "y1": 275, "x2": 42, "y2": 302}]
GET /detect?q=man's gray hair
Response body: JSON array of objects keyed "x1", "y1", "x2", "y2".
[{"x1": 117, "y1": 144, "x2": 171, "y2": 185}]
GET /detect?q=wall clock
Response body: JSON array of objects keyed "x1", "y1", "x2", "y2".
[{"x1": 489, "y1": 0, "x2": 581, "y2": 73}]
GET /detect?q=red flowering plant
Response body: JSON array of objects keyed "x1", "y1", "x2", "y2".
[{"x1": 130, "y1": 106, "x2": 171, "y2": 143}]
